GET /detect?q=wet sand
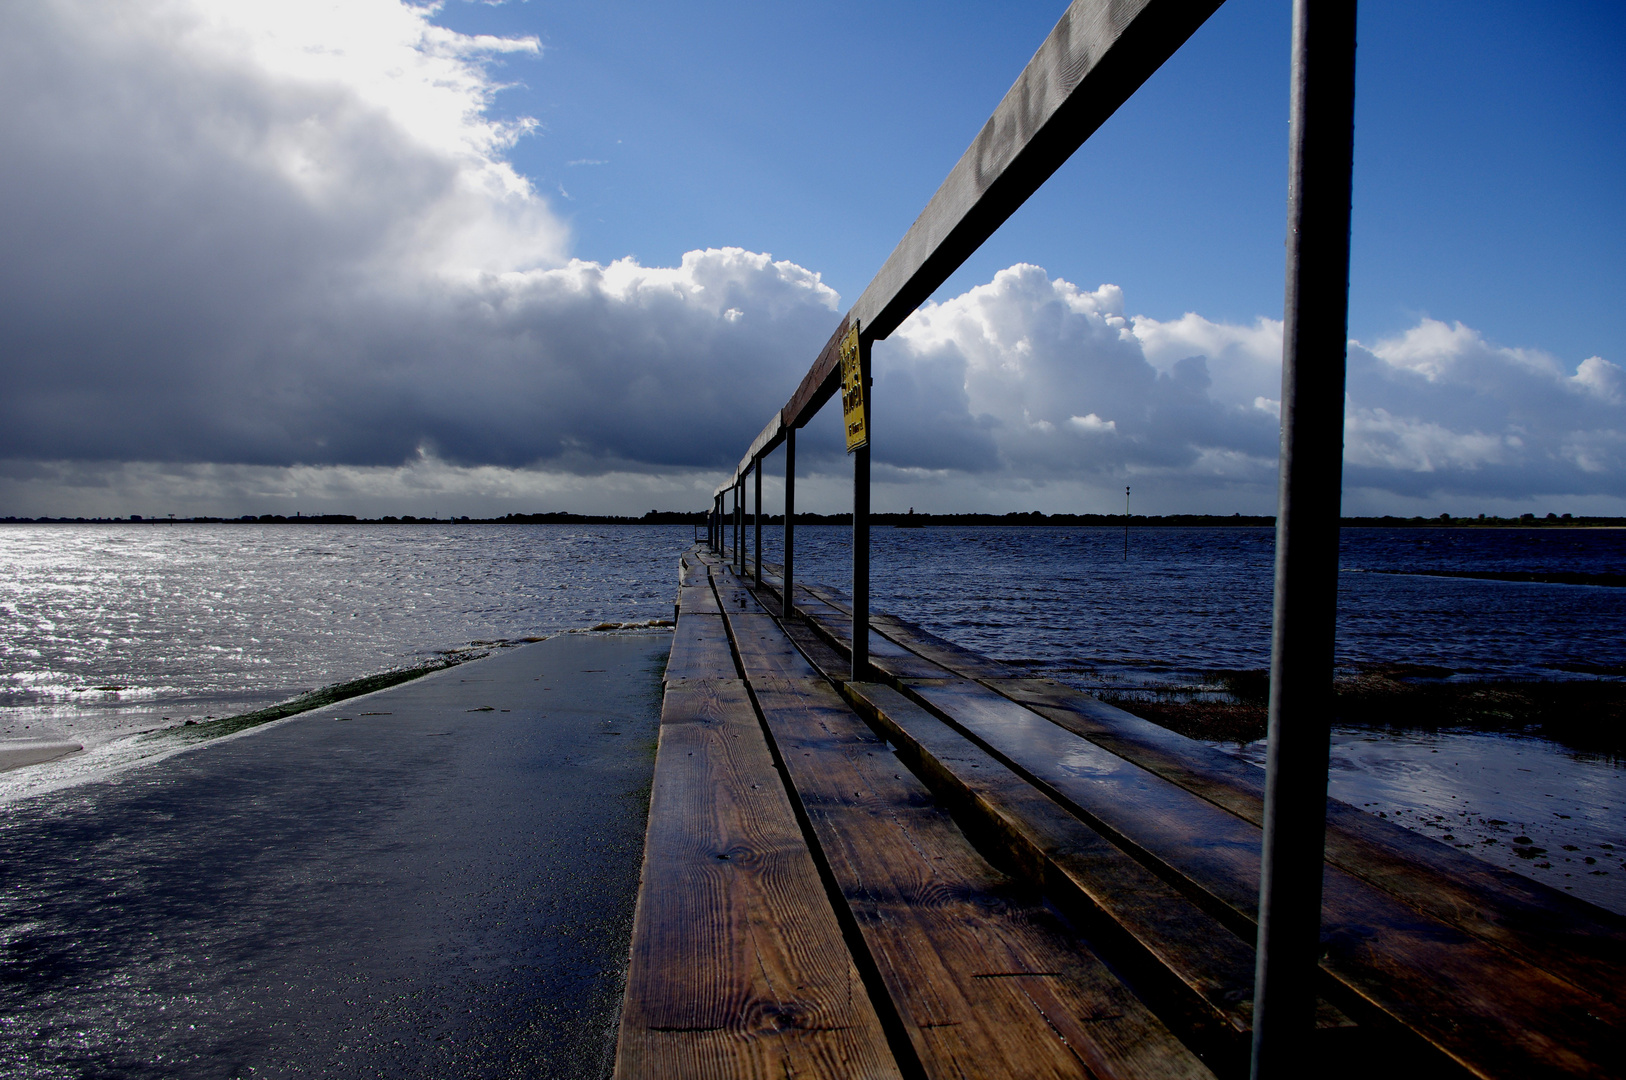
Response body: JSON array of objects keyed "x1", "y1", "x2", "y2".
[{"x1": 0, "y1": 632, "x2": 668, "y2": 1080}]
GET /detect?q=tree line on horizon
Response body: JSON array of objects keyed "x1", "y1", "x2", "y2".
[{"x1": 4, "y1": 511, "x2": 1619, "y2": 528}]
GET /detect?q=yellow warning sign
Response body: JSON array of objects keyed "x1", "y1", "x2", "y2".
[{"x1": 840, "y1": 322, "x2": 867, "y2": 453}]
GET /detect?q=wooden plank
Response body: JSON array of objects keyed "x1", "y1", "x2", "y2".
[
  {"x1": 843, "y1": 682, "x2": 1269, "y2": 1065},
  {"x1": 784, "y1": 596, "x2": 957, "y2": 682},
  {"x1": 780, "y1": 619, "x2": 852, "y2": 680},
  {"x1": 615, "y1": 679, "x2": 901, "y2": 1079},
  {"x1": 735, "y1": 412, "x2": 786, "y2": 484},
  {"x1": 771, "y1": 0, "x2": 1228, "y2": 435},
  {"x1": 711, "y1": 571, "x2": 765, "y2": 617},
  {"x1": 677, "y1": 583, "x2": 721, "y2": 615},
  {"x1": 783, "y1": 317, "x2": 850, "y2": 436},
  {"x1": 871, "y1": 613, "x2": 1021, "y2": 679},
  {"x1": 749, "y1": 675, "x2": 1215, "y2": 1080},
  {"x1": 665, "y1": 613, "x2": 737, "y2": 682},
  {"x1": 987, "y1": 677, "x2": 1626, "y2": 1004},
  {"x1": 728, "y1": 613, "x2": 820, "y2": 681},
  {"x1": 904, "y1": 678, "x2": 1626, "y2": 1079}
]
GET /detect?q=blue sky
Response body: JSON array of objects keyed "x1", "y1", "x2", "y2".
[
  {"x1": 0, "y1": 0, "x2": 1621, "y2": 517},
  {"x1": 433, "y1": 0, "x2": 1625, "y2": 363}
]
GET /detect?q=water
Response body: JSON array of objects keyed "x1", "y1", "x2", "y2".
[
  {"x1": 0, "y1": 524, "x2": 691, "y2": 800},
  {"x1": 771, "y1": 524, "x2": 1626, "y2": 683},
  {"x1": 3, "y1": 522, "x2": 1623, "y2": 911}
]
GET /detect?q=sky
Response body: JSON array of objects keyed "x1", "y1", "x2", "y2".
[{"x1": 1, "y1": 0, "x2": 1622, "y2": 518}]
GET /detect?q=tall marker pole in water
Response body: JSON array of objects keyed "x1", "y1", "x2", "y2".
[
  {"x1": 1124, "y1": 486, "x2": 1130, "y2": 560},
  {"x1": 1251, "y1": 1, "x2": 1356, "y2": 1076}
]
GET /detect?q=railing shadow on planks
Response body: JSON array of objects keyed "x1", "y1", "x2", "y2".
[{"x1": 614, "y1": 3, "x2": 1626, "y2": 1079}]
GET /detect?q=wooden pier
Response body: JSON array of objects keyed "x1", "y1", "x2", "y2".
[
  {"x1": 612, "y1": 549, "x2": 1624, "y2": 1078},
  {"x1": 609, "y1": 0, "x2": 1620, "y2": 1072}
]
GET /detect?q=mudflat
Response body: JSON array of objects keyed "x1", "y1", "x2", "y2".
[{"x1": 0, "y1": 631, "x2": 668, "y2": 1080}]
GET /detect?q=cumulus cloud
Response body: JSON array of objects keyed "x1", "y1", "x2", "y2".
[
  {"x1": 0, "y1": 0, "x2": 1619, "y2": 517},
  {"x1": 0, "y1": 0, "x2": 837, "y2": 475}
]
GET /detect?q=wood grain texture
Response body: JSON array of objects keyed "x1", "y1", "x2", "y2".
[
  {"x1": 615, "y1": 678, "x2": 901, "y2": 1079},
  {"x1": 983, "y1": 676, "x2": 1626, "y2": 1006},
  {"x1": 665, "y1": 613, "x2": 738, "y2": 682},
  {"x1": 677, "y1": 583, "x2": 722, "y2": 615},
  {"x1": 904, "y1": 678, "x2": 1625, "y2": 1079},
  {"x1": 749, "y1": 674, "x2": 1214, "y2": 1080},
  {"x1": 844, "y1": 684, "x2": 1269, "y2": 1044},
  {"x1": 727, "y1": 613, "x2": 820, "y2": 681}
]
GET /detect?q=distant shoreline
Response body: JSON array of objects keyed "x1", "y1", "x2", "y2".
[{"x1": 6, "y1": 512, "x2": 1625, "y2": 528}]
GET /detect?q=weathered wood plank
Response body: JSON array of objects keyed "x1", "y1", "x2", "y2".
[
  {"x1": 786, "y1": 596, "x2": 957, "y2": 681},
  {"x1": 844, "y1": 683, "x2": 1263, "y2": 1049},
  {"x1": 750, "y1": 675, "x2": 1215, "y2": 1080},
  {"x1": 985, "y1": 676, "x2": 1626, "y2": 1005},
  {"x1": 773, "y1": 0, "x2": 1228, "y2": 433},
  {"x1": 677, "y1": 583, "x2": 721, "y2": 615},
  {"x1": 904, "y1": 678, "x2": 1626, "y2": 1079},
  {"x1": 871, "y1": 613, "x2": 1021, "y2": 679},
  {"x1": 665, "y1": 613, "x2": 737, "y2": 682},
  {"x1": 727, "y1": 613, "x2": 820, "y2": 681},
  {"x1": 783, "y1": 316, "x2": 851, "y2": 438},
  {"x1": 779, "y1": 619, "x2": 852, "y2": 680},
  {"x1": 615, "y1": 679, "x2": 901, "y2": 1079}
]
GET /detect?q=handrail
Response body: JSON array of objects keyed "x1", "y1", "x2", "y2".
[
  {"x1": 701, "y1": 5, "x2": 1357, "y2": 1073},
  {"x1": 716, "y1": 0, "x2": 1223, "y2": 493}
]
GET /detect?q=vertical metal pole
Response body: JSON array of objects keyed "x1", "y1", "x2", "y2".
[
  {"x1": 736, "y1": 478, "x2": 745, "y2": 574},
  {"x1": 754, "y1": 457, "x2": 763, "y2": 586},
  {"x1": 784, "y1": 427, "x2": 796, "y2": 619},
  {"x1": 851, "y1": 338, "x2": 871, "y2": 682},
  {"x1": 1251, "y1": 2, "x2": 1356, "y2": 1077}
]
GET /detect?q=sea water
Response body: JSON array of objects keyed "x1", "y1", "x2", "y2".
[{"x1": 2, "y1": 522, "x2": 1622, "y2": 911}]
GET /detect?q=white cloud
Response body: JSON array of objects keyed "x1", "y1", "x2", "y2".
[
  {"x1": 0, "y1": 2, "x2": 1619, "y2": 518},
  {"x1": 1068, "y1": 413, "x2": 1117, "y2": 434}
]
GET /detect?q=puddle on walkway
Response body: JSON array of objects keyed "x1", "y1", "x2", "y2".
[{"x1": 1217, "y1": 727, "x2": 1626, "y2": 916}]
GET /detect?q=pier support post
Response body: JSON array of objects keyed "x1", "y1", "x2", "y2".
[
  {"x1": 736, "y1": 478, "x2": 745, "y2": 574},
  {"x1": 784, "y1": 427, "x2": 796, "y2": 619},
  {"x1": 851, "y1": 337, "x2": 871, "y2": 682},
  {"x1": 1251, "y1": 2, "x2": 1356, "y2": 1077},
  {"x1": 754, "y1": 456, "x2": 763, "y2": 587}
]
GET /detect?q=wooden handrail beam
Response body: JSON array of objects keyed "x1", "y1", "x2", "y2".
[
  {"x1": 715, "y1": 0, "x2": 1222, "y2": 491},
  {"x1": 777, "y1": 0, "x2": 1223, "y2": 438}
]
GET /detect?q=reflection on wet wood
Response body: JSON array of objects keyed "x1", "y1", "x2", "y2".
[
  {"x1": 615, "y1": 678, "x2": 898, "y2": 1078},
  {"x1": 623, "y1": 548, "x2": 1625, "y2": 1079}
]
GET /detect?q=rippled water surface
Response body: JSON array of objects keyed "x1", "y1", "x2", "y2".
[
  {"x1": 0, "y1": 524, "x2": 691, "y2": 795},
  {"x1": 3, "y1": 522, "x2": 1623, "y2": 910},
  {"x1": 775, "y1": 525, "x2": 1626, "y2": 682}
]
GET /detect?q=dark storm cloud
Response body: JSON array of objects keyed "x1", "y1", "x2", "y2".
[{"x1": 0, "y1": 1, "x2": 1619, "y2": 517}]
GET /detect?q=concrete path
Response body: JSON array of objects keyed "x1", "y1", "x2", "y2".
[{"x1": 0, "y1": 632, "x2": 669, "y2": 1080}]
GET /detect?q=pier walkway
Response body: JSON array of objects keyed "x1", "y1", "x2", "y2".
[
  {"x1": 0, "y1": 633, "x2": 668, "y2": 1080},
  {"x1": 613, "y1": 546, "x2": 1625, "y2": 1079}
]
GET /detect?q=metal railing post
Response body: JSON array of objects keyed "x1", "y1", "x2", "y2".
[
  {"x1": 784, "y1": 427, "x2": 796, "y2": 619},
  {"x1": 736, "y1": 478, "x2": 745, "y2": 574},
  {"x1": 1251, "y1": 1, "x2": 1357, "y2": 1076},
  {"x1": 852, "y1": 337, "x2": 871, "y2": 681},
  {"x1": 754, "y1": 457, "x2": 763, "y2": 586}
]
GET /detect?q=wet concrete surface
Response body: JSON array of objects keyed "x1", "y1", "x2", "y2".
[{"x1": 0, "y1": 632, "x2": 669, "y2": 1079}]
